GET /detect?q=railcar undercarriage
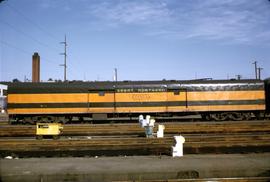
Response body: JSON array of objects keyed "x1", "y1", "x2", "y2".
[{"x1": 9, "y1": 111, "x2": 268, "y2": 124}]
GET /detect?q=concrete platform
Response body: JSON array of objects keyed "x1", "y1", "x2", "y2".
[{"x1": 1, "y1": 153, "x2": 270, "y2": 182}]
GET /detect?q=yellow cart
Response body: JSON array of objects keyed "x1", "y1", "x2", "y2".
[{"x1": 36, "y1": 123, "x2": 63, "y2": 140}]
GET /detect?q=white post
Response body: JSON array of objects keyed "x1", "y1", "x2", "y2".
[
  {"x1": 172, "y1": 135, "x2": 185, "y2": 157},
  {"x1": 157, "y1": 125, "x2": 165, "y2": 138}
]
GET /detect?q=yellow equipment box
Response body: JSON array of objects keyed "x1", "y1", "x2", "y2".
[{"x1": 36, "y1": 123, "x2": 63, "y2": 139}]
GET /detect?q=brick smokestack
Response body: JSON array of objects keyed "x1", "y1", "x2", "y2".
[{"x1": 32, "y1": 52, "x2": 40, "y2": 82}]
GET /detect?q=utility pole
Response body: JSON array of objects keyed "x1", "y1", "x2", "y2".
[
  {"x1": 257, "y1": 67, "x2": 263, "y2": 80},
  {"x1": 60, "y1": 35, "x2": 67, "y2": 82},
  {"x1": 114, "y1": 68, "x2": 118, "y2": 82},
  {"x1": 252, "y1": 61, "x2": 257, "y2": 80},
  {"x1": 236, "y1": 74, "x2": 242, "y2": 80}
]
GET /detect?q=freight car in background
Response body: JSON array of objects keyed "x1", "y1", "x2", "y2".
[{"x1": 5, "y1": 79, "x2": 270, "y2": 124}]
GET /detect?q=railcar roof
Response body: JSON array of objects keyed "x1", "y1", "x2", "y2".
[
  {"x1": 3, "y1": 79, "x2": 264, "y2": 94},
  {"x1": 4, "y1": 79, "x2": 263, "y2": 90},
  {"x1": 4, "y1": 79, "x2": 263, "y2": 84}
]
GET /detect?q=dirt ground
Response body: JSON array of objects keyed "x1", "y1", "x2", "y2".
[{"x1": 1, "y1": 153, "x2": 270, "y2": 182}]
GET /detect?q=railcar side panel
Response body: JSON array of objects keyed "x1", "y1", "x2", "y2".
[
  {"x1": 265, "y1": 79, "x2": 270, "y2": 112},
  {"x1": 6, "y1": 80, "x2": 267, "y2": 122},
  {"x1": 186, "y1": 90, "x2": 265, "y2": 112}
]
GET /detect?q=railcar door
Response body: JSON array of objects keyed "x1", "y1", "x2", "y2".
[
  {"x1": 88, "y1": 89, "x2": 115, "y2": 120},
  {"x1": 166, "y1": 87, "x2": 188, "y2": 113}
]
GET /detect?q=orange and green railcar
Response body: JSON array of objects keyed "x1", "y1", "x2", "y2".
[{"x1": 6, "y1": 79, "x2": 266, "y2": 123}]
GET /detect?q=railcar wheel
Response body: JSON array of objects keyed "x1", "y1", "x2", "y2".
[
  {"x1": 219, "y1": 113, "x2": 228, "y2": 121},
  {"x1": 243, "y1": 113, "x2": 252, "y2": 120},
  {"x1": 55, "y1": 117, "x2": 68, "y2": 124},
  {"x1": 201, "y1": 114, "x2": 211, "y2": 121},
  {"x1": 32, "y1": 116, "x2": 38, "y2": 123},
  {"x1": 210, "y1": 113, "x2": 228, "y2": 121},
  {"x1": 254, "y1": 112, "x2": 264, "y2": 120},
  {"x1": 53, "y1": 135, "x2": 59, "y2": 140},
  {"x1": 229, "y1": 112, "x2": 244, "y2": 121},
  {"x1": 36, "y1": 135, "x2": 43, "y2": 140}
]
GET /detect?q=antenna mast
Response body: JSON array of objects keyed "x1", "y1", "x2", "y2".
[{"x1": 60, "y1": 35, "x2": 67, "y2": 81}]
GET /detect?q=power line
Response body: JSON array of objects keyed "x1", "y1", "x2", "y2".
[
  {"x1": 5, "y1": 3, "x2": 59, "y2": 42},
  {"x1": 0, "y1": 40, "x2": 57, "y2": 65},
  {"x1": 0, "y1": 40, "x2": 31, "y2": 55},
  {"x1": 0, "y1": 19, "x2": 60, "y2": 53}
]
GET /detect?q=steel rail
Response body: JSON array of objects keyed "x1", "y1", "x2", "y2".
[
  {"x1": 0, "y1": 121, "x2": 269, "y2": 137},
  {"x1": 112, "y1": 176, "x2": 270, "y2": 182},
  {"x1": 0, "y1": 134, "x2": 269, "y2": 154}
]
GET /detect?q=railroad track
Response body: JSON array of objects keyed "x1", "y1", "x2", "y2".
[
  {"x1": 0, "y1": 120, "x2": 269, "y2": 137},
  {"x1": 113, "y1": 177, "x2": 270, "y2": 182},
  {"x1": 0, "y1": 114, "x2": 8, "y2": 125},
  {"x1": 1, "y1": 133, "x2": 269, "y2": 157}
]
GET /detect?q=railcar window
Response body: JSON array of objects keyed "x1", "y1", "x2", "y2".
[
  {"x1": 99, "y1": 91, "x2": 105, "y2": 96},
  {"x1": 174, "y1": 90, "x2": 180, "y2": 95}
]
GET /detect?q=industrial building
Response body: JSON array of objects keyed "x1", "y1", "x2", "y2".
[{"x1": 0, "y1": 84, "x2": 7, "y2": 113}]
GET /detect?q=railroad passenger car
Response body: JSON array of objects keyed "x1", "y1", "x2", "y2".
[{"x1": 6, "y1": 79, "x2": 267, "y2": 123}]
